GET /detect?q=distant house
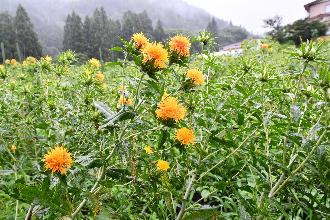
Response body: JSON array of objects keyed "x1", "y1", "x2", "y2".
[{"x1": 304, "y1": 0, "x2": 330, "y2": 32}]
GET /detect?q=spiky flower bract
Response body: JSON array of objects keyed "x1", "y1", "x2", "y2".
[
  {"x1": 186, "y1": 69, "x2": 205, "y2": 86},
  {"x1": 144, "y1": 146, "x2": 154, "y2": 154},
  {"x1": 155, "y1": 92, "x2": 186, "y2": 122},
  {"x1": 23, "y1": 56, "x2": 37, "y2": 66},
  {"x1": 43, "y1": 146, "x2": 73, "y2": 175},
  {"x1": 6, "y1": 59, "x2": 17, "y2": 66},
  {"x1": 89, "y1": 58, "x2": 101, "y2": 69},
  {"x1": 261, "y1": 43, "x2": 270, "y2": 49},
  {"x1": 156, "y1": 160, "x2": 170, "y2": 171},
  {"x1": 169, "y1": 35, "x2": 191, "y2": 58},
  {"x1": 118, "y1": 95, "x2": 133, "y2": 106},
  {"x1": 96, "y1": 72, "x2": 105, "y2": 82},
  {"x1": 132, "y1": 32, "x2": 149, "y2": 49},
  {"x1": 45, "y1": 55, "x2": 52, "y2": 63},
  {"x1": 176, "y1": 128, "x2": 195, "y2": 145},
  {"x1": 142, "y1": 42, "x2": 169, "y2": 75}
]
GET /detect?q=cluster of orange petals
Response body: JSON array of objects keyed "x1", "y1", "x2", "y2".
[
  {"x1": 43, "y1": 146, "x2": 73, "y2": 175},
  {"x1": 96, "y1": 72, "x2": 105, "y2": 81},
  {"x1": 155, "y1": 92, "x2": 186, "y2": 122},
  {"x1": 142, "y1": 43, "x2": 169, "y2": 69},
  {"x1": 156, "y1": 160, "x2": 170, "y2": 171},
  {"x1": 132, "y1": 33, "x2": 149, "y2": 49},
  {"x1": 169, "y1": 35, "x2": 191, "y2": 57},
  {"x1": 118, "y1": 95, "x2": 133, "y2": 106},
  {"x1": 186, "y1": 69, "x2": 205, "y2": 85},
  {"x1": 261, "y1": 43, "x2": 270, "y2": 49},
  {"x1": 176, "y1": 128, "x2": 195, "y2": 145}
]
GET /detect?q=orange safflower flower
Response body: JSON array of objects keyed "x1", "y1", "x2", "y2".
[
  {"x1": 186, "y1": 69, "x2": 205, "y2": 85},
  {"x1": 132, "y1": 32, "x2": 149, "y2": 49},
  {"x1": 89, "y1": 58, "x2": 101, "y2": 68},
  {"x1": 156, "y1": 160, "x2": 170, "y2": 171},
  {"x1": 176, "y1": 128, "x2": 195, "y2": 145},
  {"x1": 142, "y1": 42, "x2": 169, "y2": 69},
  {"x1": 118, "y1": 95, "x2": 132, "y2": 106},
  {"x1": 43, "y1": 146, "x2": 73, "y2": 175},
  {"x1": 261, "y1": 43, "x2": 270, "y2": 49},
  {"x1": 10, "y1": 59, "x2": 17, "y2": 66},
  {"x1": 96, "y1": 72, "x2": 105, "y2": 81},
  {"x1": 155, "y1": 92, "x2": 186, "y2": 122},
  {"x1": 169, "y1": 35, "x2": 191, "y2": 57}
]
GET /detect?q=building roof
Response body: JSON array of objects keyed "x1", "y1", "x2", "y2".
[{"x1": 304, "y1": 0, "x2": 329, "y2": 12}]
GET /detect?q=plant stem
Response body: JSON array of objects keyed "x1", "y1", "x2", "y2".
[
  {"x1": 24, "y1": 204, "x2": 34, "y2": 220},
  {"x1": 294, "y1": 61, "x2": 308, "y2": 99},
  {"x1": 71, "y1": 166, "x2": 105, "y2": 218},
  {"x1": 175, "y1": 172, "x2": 196, "y2": 220},
  {"x1": 198, "y1": 129, "x2": 257, "y2": 181},
  {"x1": 134, "y1": 72, "x2": 145, "y2": 111},
  {"x1": 269, "y1": 129, "x2": 326, "y2": 198}
]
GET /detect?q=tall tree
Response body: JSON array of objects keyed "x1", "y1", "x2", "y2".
[
  {"x1": 82, "y1": 16, "x2": 94, "y2": 57},
  {"x1": 153, "y1": 20, "x2": 166, "y2": 42},
  {"x1": 122, "y1": 11, "x2": 136, "y2": 40},
  {"x1": 63, "y1": 11, "x2": 84, "y2": 54},
  {"x1": 264, "y1": 17, "x2": 327, "y2": 45},
  {"x1": 122, "y1": 10, "x2": 153, "y2": 40},
  {"x1": 0, "y1": 12, "x2": 16, "y2": 62},
  {"x1": 90, "y1": 7, "x2": 111, "y2": 59},
  {"x1": 14, "y1": 4, "x2": 42, "y2": 58},
  {"x1": 206, "y1": 17, "x2": 219, "y2": 37},
  {"x1": 137, "y1": 10, "x2": 153, "y2": 37}
]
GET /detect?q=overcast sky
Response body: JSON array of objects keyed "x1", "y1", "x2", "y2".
[{"x1": 183, "y1": 0, "x2": 312, "y2": 34}]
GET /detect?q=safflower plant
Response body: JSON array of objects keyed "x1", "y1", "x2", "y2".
[{"x1": 0, "y1": 33, "x2": 329, "y2": 220}]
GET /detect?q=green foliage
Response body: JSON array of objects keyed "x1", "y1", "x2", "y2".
[
  {"x1": 265, "y1": 17, "x2": 328, "y2": 46},
  {"x1": 0, "y1": 12, "x2": 16, "y2": 62},
  {"x1": 63, "y1": 12, "x2": 84, "y2": 55},
  {"x1": 14, "y1": 4, "x2": 42, "y2": 58},
  {"x1": 0, "y1": 5, "x2": 42, "y2": 62},
  {"x1": 0, "y1": 35, "x2": 329, "y2": 220}
]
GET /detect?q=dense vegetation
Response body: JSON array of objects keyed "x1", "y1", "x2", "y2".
[
  {"x1": 264, "y1": 16, "x2": 328, "y2": 46},
  {"x1": 0, "y1": 32, "x2": 329, "y2": 219},
  {"x1": 0, "y1": 5, "x2": 42, "y2": 62}
]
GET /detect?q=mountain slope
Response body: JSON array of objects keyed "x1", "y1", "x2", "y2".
[{"x1": 0, "y1": 0, "x2": 231, "y2": 55}]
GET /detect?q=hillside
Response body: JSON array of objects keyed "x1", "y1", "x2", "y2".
[{"x1": 0, "y1": 0, "x2": 242, "y2": 55}]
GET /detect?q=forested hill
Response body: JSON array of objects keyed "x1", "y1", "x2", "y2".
[
  {"x1": 1, "y1": 0, "x2": 248, "y2": 56},
  {"x1": 1, "y1": 0, "x2": 229, "y2": 31}
]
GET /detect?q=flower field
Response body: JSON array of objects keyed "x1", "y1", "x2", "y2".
[{"x1": 0, "y1": 34, "x2": 329, "y2": 219}]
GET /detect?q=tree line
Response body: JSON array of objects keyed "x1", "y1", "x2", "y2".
[
  {"x1": 0, "y1": 5, "x2": 250, "y2": 62},
  {"x1": 62, "y1": 8, "x2": 168, "y2": 61},
  {"x1": 0, "y1": 5, "x2": 42, "y2": 63},
  {"x1": 263, "y1": 15, "x2": 328, "y2": 46}
]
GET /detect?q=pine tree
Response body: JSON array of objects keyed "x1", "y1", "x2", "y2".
[
  {"x1": 0, "y1": 12, "x2": 16, "y2": 62},
  {"x1": 14, "y1": 4, "x2": 42, "y2": 59},
  {"x1": 206, "y1": 17, "x2": 219, "y2": 37},
  {"x1": 108, "y1": 19, "x2": 122, "y2": 60},
  {"x1": 206, "y1": 17, "x2": 220, "y2": 46},
  {"x1": 82, "y1": 16, "x2": 93, "y2": 57},
  {"x1": 153, "y1": 20, "x2": 166, "y2": 42},
  {"x1": 63, "y1": 12, "x2": 84, "y2": 54},
  {"x1": 90, "y1": 7, "x2": 111, "y2": 59},
  {"x1": 122, "y1": 11, "x2": 136, "y2": 40},
  {"x1": 122, "y1": 10, "x2": 154, "y2": 40},
  {"x1": 137, "y1": 10, "x2": 153, "y2": 37}
]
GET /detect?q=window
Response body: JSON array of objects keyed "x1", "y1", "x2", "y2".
[{"x1": 326, "y1": 5, "x2": 330, "y2": 13}]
